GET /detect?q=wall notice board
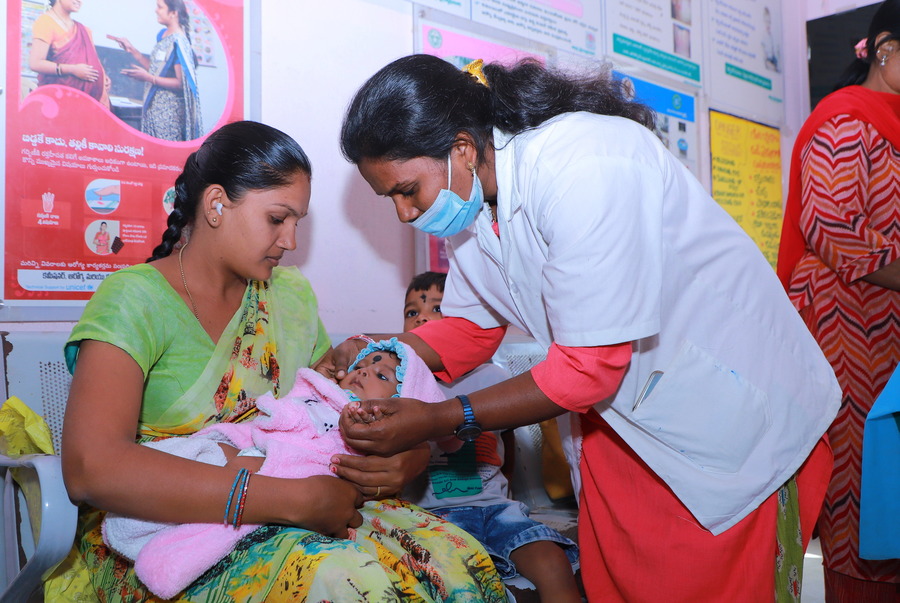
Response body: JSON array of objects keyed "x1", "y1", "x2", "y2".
[
  {"x1": 5, "y1": 0, "x2": 245, "y2": 317},
  {"x1": 709, "y1": 110, "x2": 782, "y2": 268}
]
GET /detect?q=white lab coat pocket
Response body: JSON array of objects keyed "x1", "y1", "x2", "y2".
[{"x1": 632, "y1": 341, "x2": 771, "y2": 474}]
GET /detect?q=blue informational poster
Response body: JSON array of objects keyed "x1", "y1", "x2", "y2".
[{"x1": 614, "y1": 71, "x2": 700, "y2": 179}]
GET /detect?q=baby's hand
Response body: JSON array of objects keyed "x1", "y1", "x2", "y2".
[{"x1": 341, "y1": 401, "x2": 384, "y2": 424}]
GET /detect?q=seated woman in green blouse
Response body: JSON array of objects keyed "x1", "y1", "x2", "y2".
[{"x1": 55, "y1": 120, "x2": 506, "y2": 602}]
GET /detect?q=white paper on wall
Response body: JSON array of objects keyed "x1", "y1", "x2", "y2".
[
  {"x1": 605, "y1": 0, "x2": 703, "y2": 86},
  {"x1": 471, "y1": 0, "x2": 602, "y2": 58},
  {"x1": 705, "y1": 0, "x2": 785, "y2": 125}
]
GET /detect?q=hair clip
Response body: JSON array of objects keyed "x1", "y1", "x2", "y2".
[
  {"x1": 855, "y1": 38, "x2": 868, "y2": 60},
  {"x1": 462, "y1": 59, "x2": 489, "y2": 88}
]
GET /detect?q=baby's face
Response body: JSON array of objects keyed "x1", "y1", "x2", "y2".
[{"x1": 339, "y1": 351, "x2": 401, "y2": 400}]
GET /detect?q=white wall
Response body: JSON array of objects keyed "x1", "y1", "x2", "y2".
[
  {"x1": 0, "y1": 0, "x2": 883, "y2": 336},
  {"x1": 259, "y1": 0, "x2": 416, "y2": 335},
  {"x1": 276, "y1": 0, "x2": 883, "y2": 336},
  {"x1": 276, "y1": 0, "x2": 824, "y2": 336}
]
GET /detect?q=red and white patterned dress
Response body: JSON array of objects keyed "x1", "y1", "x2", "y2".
[{"x1": 788, "y1": 98, "x2": 900, "y2": 589}]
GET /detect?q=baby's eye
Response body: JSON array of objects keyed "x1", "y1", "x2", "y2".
[
  {"x1": 376, "y1": 371, "x2": 388, "y2": 381},
  {"x1": 405, "y1": 309, "x2": 419, "y2": 318},
  {"x1": 433, "y1": 305, "x2": 442, "y2": 314}
]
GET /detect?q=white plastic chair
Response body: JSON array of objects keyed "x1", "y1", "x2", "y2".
[{"x1": 0, "y1": 331, "x2": 77, "y2": 603}]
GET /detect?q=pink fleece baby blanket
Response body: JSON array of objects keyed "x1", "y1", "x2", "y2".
[{"x1": 102, "y1": 340, "x2": 444, "y2": 599}]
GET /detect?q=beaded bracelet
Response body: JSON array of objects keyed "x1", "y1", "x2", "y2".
[
  {"x1": 349, "y1": 334, "x2": 375, "y2": 345},
  {"x1": 224, "y1": 468, "x2": 250, "y2": 526}
]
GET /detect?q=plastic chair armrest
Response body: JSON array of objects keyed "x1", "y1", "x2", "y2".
[{"x1": 0, "y1": 453, "x2": 77, "y2": 603}]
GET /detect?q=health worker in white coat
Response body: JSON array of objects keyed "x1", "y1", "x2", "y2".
[{"x1": 335, "y1": 54, "x2": 840, "y2": 603}]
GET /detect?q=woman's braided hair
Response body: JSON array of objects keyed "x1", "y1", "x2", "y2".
[{"x1": 147, "y1": 120, "x2": 312, "y2": 262}]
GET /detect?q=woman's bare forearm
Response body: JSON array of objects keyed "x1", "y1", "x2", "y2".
[
  {"x1": 62, "y1": 340, "x2": 348, "y2": 528},
  {"x1": 445, "y1": 371, "x2": 564, "y2": 434},
  {"x1": 65, "y1": 438, "x2": 299, "y2": 524}
]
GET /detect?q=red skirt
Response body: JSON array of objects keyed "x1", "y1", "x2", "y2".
[{"x1": 578, "y1": 412, "x2": 832, "y2": 602}]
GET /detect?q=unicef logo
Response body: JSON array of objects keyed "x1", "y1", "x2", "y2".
[
  {"x1": 672, "y1": 94, "x2": 682, "y2": 110},
  {"x1": 428, "y1": 29, "x2": 443, "y2": 49}
]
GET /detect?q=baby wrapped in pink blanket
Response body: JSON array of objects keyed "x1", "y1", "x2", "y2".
[{"x1": 102, "y1": 338, "x2": 448, "y2": 600}]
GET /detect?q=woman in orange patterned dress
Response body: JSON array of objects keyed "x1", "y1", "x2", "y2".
[{"x1": 777, "y1": 1, "x2": 900, "y2": 600}]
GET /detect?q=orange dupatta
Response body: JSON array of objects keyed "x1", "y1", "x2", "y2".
[{"x1": 776, "y1": 85, "x2": 900, "y2": 289}]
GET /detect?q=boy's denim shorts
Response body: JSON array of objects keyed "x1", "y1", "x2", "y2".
[{"x1": 431, "y1": 501, "x2": 579, "y2": 580}]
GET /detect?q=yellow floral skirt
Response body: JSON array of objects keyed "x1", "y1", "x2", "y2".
[{"x1": 48, "y1": 499, "x2": 506, "y2": 602}]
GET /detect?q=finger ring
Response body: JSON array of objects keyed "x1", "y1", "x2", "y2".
[{"x1": 375, "y1": 486, "x2": 381, "y2": 497}]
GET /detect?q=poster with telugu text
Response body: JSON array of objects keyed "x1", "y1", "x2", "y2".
[
  {"x1": 709, "y1": 110, "x2": 782, "y2": 268},
  {"x1": 705, "y1": 0, "x2": 784, "y2": 125},
  {"x1": 605, "y1": 0, "x2": 703, "y2": 85},
  {"x1": 416, "y1": 16, "x2": 548, "y2": 273},
  {"x1": 5, "y1": 0, "x2": 244, "y2": 304},
  {"x1": 471, "y1": 0, "x2": 601, "y2": 58}
]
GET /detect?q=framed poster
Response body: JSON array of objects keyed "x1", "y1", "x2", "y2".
[
  {"x1": 705, "y1": 0, "x2": 785, "y2": 125},
  {"x1": 4, "y1": 0, "x2": 246, "y2": 314}
]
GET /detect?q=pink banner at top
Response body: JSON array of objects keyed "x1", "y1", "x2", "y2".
[
  {"x1": 421, "y1": 24, "x2": 546, "y2": 66},
  {"x1": 6, "y1": 0, "x2": 244, "y2": 303}
]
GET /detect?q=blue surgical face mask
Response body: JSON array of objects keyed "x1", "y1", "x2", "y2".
[{"x1": 411, "y1": 154, "x2": 484, "y2": 238}]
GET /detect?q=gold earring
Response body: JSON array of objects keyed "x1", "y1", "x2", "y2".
[
  {"x1": 211, "y1": 216, "x2": 218, "y2": 223},
  {"x1": 466, "y1": 162, "x2": 476, "y2": 175}
]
